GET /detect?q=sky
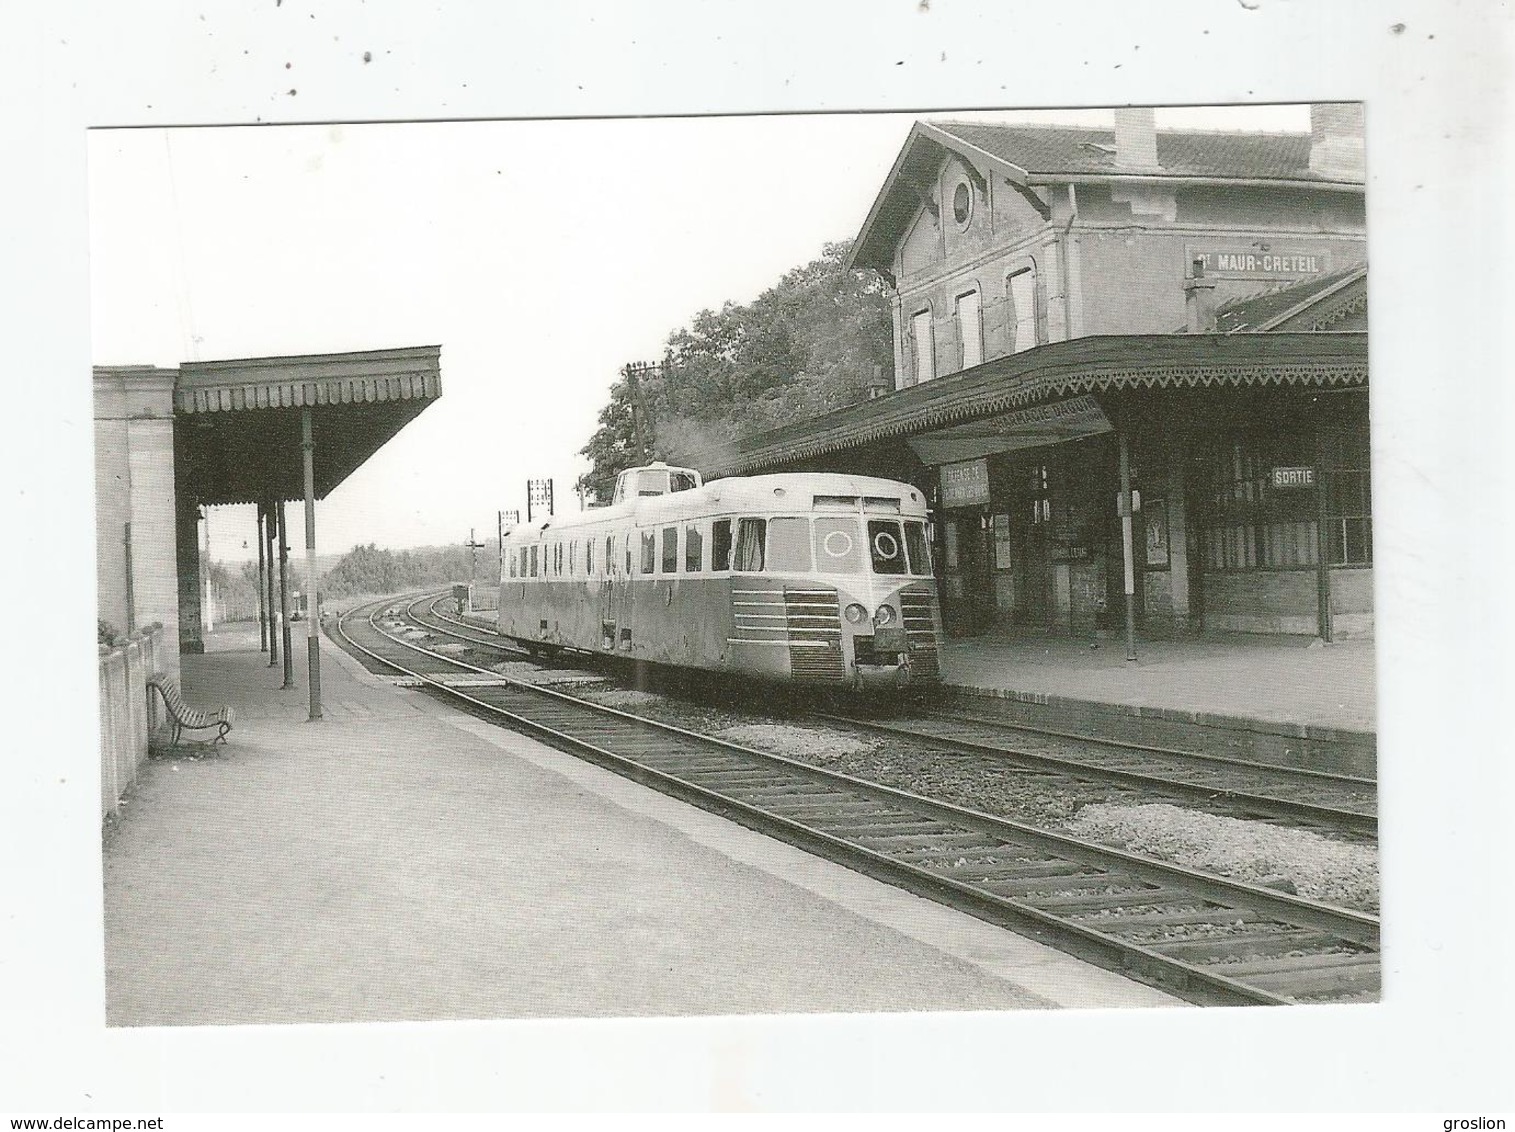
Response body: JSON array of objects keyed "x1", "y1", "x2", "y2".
[{"x1": 88, "y1": 103, "x2": 1310, "y2": 564}]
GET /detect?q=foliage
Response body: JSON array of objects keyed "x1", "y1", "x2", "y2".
[
  {"x1": 577, "y1": 238, "x2": 893, "y2": 500},
  {"x1": 320, "y1": 541, "x2": 500, "y2": 598}
]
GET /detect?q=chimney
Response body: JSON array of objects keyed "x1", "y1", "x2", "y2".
[
  {"x1": 1113, "y1": 106, "x2": 1160, "y2": 171},
  {"x1": 1308, "y1": 103, "x2": 1365, "y2": 181},
  {"x1": 1183, "y1": 256, "x2": 1218, "y2": 333}
]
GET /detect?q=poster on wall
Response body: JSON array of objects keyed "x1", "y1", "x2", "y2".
[
  {"x1": 1145, "y1": 500, "x2": 1169, "y2": 567},
  {"x1": 992, "y1": 513, "x2": 1013, "y2": 569}
]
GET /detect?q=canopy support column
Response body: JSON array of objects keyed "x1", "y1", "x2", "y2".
[
  {"x1": 277, "y1": 499, "x2": 294, "y2": 689},
  {"x1": 302, "y1": 409, "x2": 322, "y2": 721},
  {"x1": 265, "y1": 498, "x2": 279, "y2": 667},
  {"x1": 1315, "y1": 426, "x2": 1334, "y2": 643},
  {"x1": 1118, "y1": 428, "x2": 1138, "y2": 663},
  {"x1": 256, "y1": 504, "x2": 268, "y2": 653}
]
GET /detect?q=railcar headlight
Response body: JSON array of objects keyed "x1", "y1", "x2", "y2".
[
  {"x1": 874, "y1": 604, "x2": 896, "y2": 628},
  {"x1": 844, "y1": 602, "x2": 868, "y2": 625}
]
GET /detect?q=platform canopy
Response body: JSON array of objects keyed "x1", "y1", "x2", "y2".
[
  {"x1": 172, "y1": 346, "x2": 442, "y2": 505},
  {"x1": 694, "y1": 333, "x2": 1367, "y2": 478}
]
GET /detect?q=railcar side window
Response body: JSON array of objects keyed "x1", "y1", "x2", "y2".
[
  {"x1": 867, "y1": 519, "x2": 908, "y2": 575},
  {"x1": 587, "y1": 538, "x2": 595, "y2": 575},
  {"x1": 766, "y1": 517, "x2": 812, "y2": 572},
  {"x1": 508, "y1": 552, "x2": 516, "y2": 579},
  {"x1": 903, "y1": 521, "x2": 932, "y2": 575},
  {"x1": 813, "y1": 517, "x2": 864, "y2": 573},
  {"x1": 733, "y1": 518, "x2": 766, "y2": 572},
  {"x1": 660, "y1": 526, "x2": 678, "y2": 573},
  {"x1": 684, "y1": 524, "x2": 703, "y2": 571},
  {"x1": 712, "y1": 520, "x2": 732, "y2": 571},
  {"x1": 640, "y1": 531, "x2": 656, "y2": 575}
]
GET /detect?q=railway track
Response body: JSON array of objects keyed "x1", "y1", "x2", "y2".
[
  {"x1": 813, "y1": 709, "x2": 1378, "y2": 838},
  {"x1": 400, "y1": 595, "x2": 1378, "y2": 841},
  {"x1": 332, "y1": 594, "x2": 1380, "y2": 1007}
]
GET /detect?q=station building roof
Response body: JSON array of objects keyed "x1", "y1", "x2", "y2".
[
  {"x1": 849, "y1": 118, "x2": 1365, "y2": 274},
  {"x1": 693, "y1": 333, "x2": 1367, "y2": 478},
  {"x1": 172, "y1": 345, "x2": 442, "y2": 506},
  {"x1": 1209, "y1": 265, "x2": 1368, "y2": 333}
]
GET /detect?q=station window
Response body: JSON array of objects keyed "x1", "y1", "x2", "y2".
[
  {"x1": 1203, "y1": 439, "x2": 1320, "y2": 571},
  {"x1": 1029, "y1": 464, "x2": 1051, "y2": 525},
  {"x1": 685, "y1": 524, "x2": 703, "y2": 572},
  {"x1": 661, "y1": 526, "x2": 678, "y2": 573},
  {"x1": 640, "y1": 531, "x2": 656, "y2": 575},
  {"x1": 712, "y1": 520, "x2": 733, "y2": 571},
  {"x1": 911, "y1": 310, "x2": 935, "y2": 384},
  {"x1": 508, "y1": 552, "x2": 516, "y2": 579},
  {"x1": 1009, "y1": 266, "x2": 1041, "y2": 353},
  {"x1": 956, "y1": 290, "x2": 982, "y2": 370},
  {"x1": 733, "y1": 518, "x2": 766, "y2": 572},
  {"x1": 1323, "y1": 414, "x2": 1373, "y2": 566}
]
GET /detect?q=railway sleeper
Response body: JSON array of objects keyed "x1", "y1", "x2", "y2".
[
  {"x1": 1212, "y1": 950, "x2": 1380, "y2": 979},
  {"x1": 1242, "y1": 963, "x2": 1381, "y2": 1000},
  {"x1": 1070, "y1": 906, "x2": 1263, "y2": 927},
  {"x1": 978, "y1": 871, "x2": 1138, "y2": 899},
  {"x1": 857, "y1": 830, "x2": 996, "y2": 851},
  {"x1": 1026, "y1": 886, "x2": 1199, "y2": 913},
  {"x1": 1139, "y1": 928, "x2": 1344, "y2": 962},
  {"x1": 917, "y1": 859, "x2": 1091, "y2": 881}
]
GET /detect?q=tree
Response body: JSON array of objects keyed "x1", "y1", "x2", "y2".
[{"x1": 578, "y1": 238, "x2": 893, "y2": 494}]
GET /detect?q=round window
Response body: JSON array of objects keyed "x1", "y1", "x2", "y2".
[{"x1": 953, "y1": 181, "x2": 972, "y2": 225}]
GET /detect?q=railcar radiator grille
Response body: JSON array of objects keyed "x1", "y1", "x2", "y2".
[
  {"x1": 784, "y1": 586, "x2": 844, "y2": 682},
  {"x1": 900, "y1": 585, "x2": 942, "y2": 680}
]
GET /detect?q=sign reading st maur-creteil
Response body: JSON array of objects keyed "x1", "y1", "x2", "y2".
[{"x1": 1188, "y1": 247, "x2": 1332, "y2": 279}]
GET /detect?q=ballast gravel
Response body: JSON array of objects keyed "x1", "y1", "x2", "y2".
[
  {"x1": 716, "y1": 723, "x2": 879, "y2": 761},
  {"x1": 1067, "y1": 803, "x2": 1379, "y2": 911}
]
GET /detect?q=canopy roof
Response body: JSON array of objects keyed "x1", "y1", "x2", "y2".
[
  {"x1": 693, "y1": 333, "x2": 1367, "y2": 478},
  {"x1": 172, "y1": 345, "x2": 442, "y2": 506}
]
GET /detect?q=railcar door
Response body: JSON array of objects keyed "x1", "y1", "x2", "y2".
[{"x1": 605, "y1": 530, "x2": 634, "y2": 652}]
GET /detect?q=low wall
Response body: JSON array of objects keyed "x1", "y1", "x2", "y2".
[{"x1": 99, "y1": 624, "x2": 166, "y2": 823}]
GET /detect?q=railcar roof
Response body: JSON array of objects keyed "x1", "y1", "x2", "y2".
[{"x1": 508, "y1": 472, "x2": 926, "y2": 539}]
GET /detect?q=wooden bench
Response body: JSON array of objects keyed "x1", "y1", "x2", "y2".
[{"x1": 147, "y1": 677, "x2": 234, "y2": 750}]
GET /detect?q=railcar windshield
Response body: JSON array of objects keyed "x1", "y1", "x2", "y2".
[
  {"x1": 867, "y1": 519, "x2": 908, "y2": 575},
  {"x1": 812, "y1": 516, "x2": 864, "y2": 573},
  {"x1": 904, "y1": 520, "x2": 933, "y2": 576},
  {"x1": 766, "y1": 517, "x2": 812, "y2": 571}
]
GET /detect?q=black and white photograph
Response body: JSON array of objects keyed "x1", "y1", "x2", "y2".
[{"x1": 6, "y1": 0, "x2": 1514, "y2": 1120}]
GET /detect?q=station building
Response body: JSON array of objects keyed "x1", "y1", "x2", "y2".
[{"x1": 697, "y1": 106, "x2": 1370, "y2": 642}]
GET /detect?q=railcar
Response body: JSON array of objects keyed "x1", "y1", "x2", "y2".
[{"x1": 498, "y1": 463, "x2": 943, "y2": 689}]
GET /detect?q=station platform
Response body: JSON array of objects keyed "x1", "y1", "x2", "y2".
[
  {"x1": 102, "y1": 625, "x2": 1179, "y2": 1026},
  {"x1": 937, "y1": 630, "x2": 1377, "y2": 777}
]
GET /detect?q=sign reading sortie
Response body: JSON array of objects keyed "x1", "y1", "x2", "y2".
[
  {"x1": 940, "y1": 458, "x2": 991, "y2": 508},
  {"x1": 1188, "y1": 246, "x2": 1332, "y2": 279},
  {"x1": 1272, "y1": 466, "x2": 1316, "y2": 489}
]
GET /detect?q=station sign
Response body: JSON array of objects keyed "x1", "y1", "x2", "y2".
[
  {"x1": 1187, "y1": 246, "x2": 1332, "y2": 279},
  {"x1": 940, "y1": 458, "x2": 991, "y2": 508},
  {"x1": 1271, "y1": 466, "x2": 1316, "y2": 489}
]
